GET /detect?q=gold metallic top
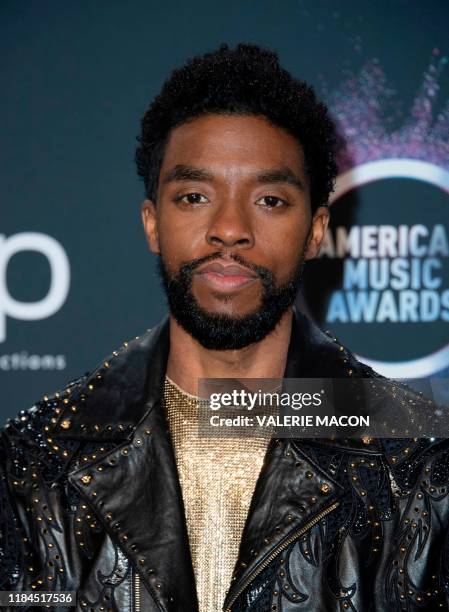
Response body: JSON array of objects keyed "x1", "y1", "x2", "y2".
[{"x1": 163, "y1": 376, "x2": 271, "y2": 612}]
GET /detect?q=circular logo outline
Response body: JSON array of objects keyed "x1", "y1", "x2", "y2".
[{"x1": 329, "y1": 158, "x2": 449, "y2": 378}]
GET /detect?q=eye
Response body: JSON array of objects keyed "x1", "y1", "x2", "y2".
[
  {"x1": 257, "y1": 195, "x2": 289, "y2": 208},
  {"x1": 176, "y1": 193, "x2": 209, "y2": 205}
]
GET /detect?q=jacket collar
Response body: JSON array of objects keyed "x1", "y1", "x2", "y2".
[
  {"x1": 51, "y1": 307, "x2": 387, "y2": 450},
  {"x1": 52, "y1": 319, "x2": 170, "y2": 442}
]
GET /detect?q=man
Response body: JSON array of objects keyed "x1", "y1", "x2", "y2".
[{"x1": 1, "y1": 43, "x2": 449, "y2": 612}]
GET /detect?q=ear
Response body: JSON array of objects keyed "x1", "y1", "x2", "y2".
[
  {"x1": 141, "y1": 199, "x2": 160, "y2": 254},
  {"x1": 141, "y1": 200, "x2": 160, "y2": 253},
  {"x1": 304, "y1": 206, "x2": 330, "y2": 260}
]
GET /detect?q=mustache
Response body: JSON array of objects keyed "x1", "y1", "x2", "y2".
[{"x1": 178, "y1": 252, "x2": 273, "y2": 282}]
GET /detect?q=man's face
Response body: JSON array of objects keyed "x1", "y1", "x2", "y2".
[{"x1": 142, "y1": 114, "x2": 329, "y2": 349}]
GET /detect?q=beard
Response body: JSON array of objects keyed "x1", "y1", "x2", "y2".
[{"x1": 157, "y1": 249, "x2": 306, "y2": 350}]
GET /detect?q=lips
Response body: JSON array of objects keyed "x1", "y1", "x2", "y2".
[
  {"x1": 195, "y1": 260, "x2": 258, "y2": 291},
  {"x1": 197, "y1": 261, "x2": 257, "y2": 277}
]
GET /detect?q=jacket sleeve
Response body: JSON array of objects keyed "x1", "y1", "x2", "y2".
[{"x1": 0, "y1": 431, "x2": 23, "y2": 590}]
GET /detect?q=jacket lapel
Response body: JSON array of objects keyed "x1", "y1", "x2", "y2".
[
  {"x1": 222, "y1": 436, "x2": 343, "y2": 610},
  {"x1": 223, "y1": 309, "x2": 383, "y2": 609},
  {"x1": 52, "y1": 319, "x2": 198, "y2": 611}
]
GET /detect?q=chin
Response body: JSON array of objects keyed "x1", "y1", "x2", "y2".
[
  {"x1": 199, "y1": 301, "x2": 260, "y2": 320},
  {"x1": 197, "y1": 288, "x2": 261, "y2": 310}
]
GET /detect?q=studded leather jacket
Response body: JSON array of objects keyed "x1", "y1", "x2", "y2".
[{"x1": 2, "y1": 309, "x2": 449, "y2": 611}]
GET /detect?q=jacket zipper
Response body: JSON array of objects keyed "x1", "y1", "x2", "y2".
[
  {"x1": 224, "y1": 500, "x2": 340, "y2": 612},
  {"x1": 133, "y1": 568, "x2": 141, "y2": 612}
]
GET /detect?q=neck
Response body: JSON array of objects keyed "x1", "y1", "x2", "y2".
[{"x1": 166, "y1": 308, "x2": 293, "y2": 396}]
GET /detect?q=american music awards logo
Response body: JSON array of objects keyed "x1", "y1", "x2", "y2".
[{"x1": 304, "y1": 51, "x2": 449, "y2": 378}]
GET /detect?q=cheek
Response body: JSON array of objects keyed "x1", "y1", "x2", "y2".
[
  {"x1": 157, "y1": 212, "x2": 205, "y2": 264},
  {"x1": 261, "y1": 221, "x2": 308, "y2": 258}
]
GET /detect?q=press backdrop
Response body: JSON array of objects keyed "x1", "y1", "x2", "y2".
[{"x1": 2, "y1": 0, "x2": 449, "y2": 418}]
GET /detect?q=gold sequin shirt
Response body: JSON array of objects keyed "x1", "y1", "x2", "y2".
[{"x1": 163, "y1": 376, "x2": 271, "y2": 612}]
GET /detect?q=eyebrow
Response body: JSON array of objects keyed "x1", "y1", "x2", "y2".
[
  {"x1": 162, "y1": 164, "x2": 214, "y2": 184},
  {"x1": 256, "y1": 168, "x2": 305, "y2": 191},
  {"x1": 162, "y1": 164, "x2": 305, "y2": 191}
]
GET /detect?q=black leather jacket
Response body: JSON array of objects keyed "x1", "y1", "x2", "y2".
[{"x1": 2, "y1": 309, "x2": 449, "y2": 611}]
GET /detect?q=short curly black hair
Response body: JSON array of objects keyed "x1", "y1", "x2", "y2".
[{"x1": 136, "y1": 43, "x2": 337, "y2": 211}]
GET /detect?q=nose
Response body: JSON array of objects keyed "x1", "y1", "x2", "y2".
[{"x1": 205, "y1": 200, "x2": 255, "y2": 249}]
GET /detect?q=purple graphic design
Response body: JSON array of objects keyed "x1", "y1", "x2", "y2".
[{"x1": 328, "y1": 50, "x2": 449, "y2": 172}]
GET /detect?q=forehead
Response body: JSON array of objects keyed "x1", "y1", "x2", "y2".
[{"x1": 159, "y1": 114, "x2": 306, "y2": 180}]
